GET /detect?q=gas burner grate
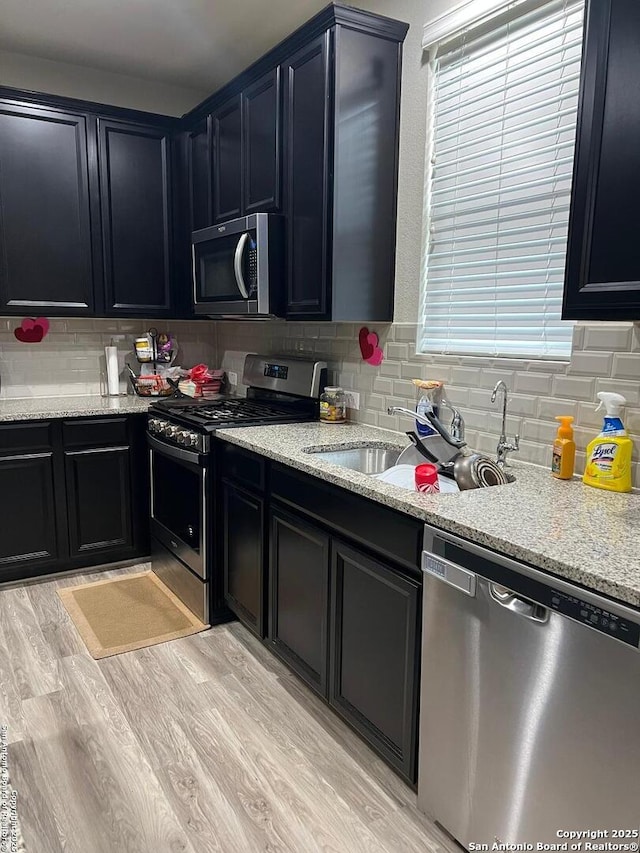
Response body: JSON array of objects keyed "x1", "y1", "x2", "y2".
[{"x1": 191, "y1": 400, "x2": 295, "y2": 423}]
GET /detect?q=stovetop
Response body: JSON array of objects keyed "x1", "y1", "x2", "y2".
[
  {"x1": 148, "y1": 394, "x2": 318, "y2": 452},
  {"x1": 153, "y1": 396, "x2": 313, "y2": 428}
]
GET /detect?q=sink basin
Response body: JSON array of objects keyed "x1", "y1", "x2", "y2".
[{"x1": 305, "y1": 445, "x2": 402, "y2": 474}]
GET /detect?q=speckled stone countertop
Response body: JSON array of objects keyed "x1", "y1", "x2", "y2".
[
  {"x1": 0, "y1": 395, "x2": 152, "y2": 421},
  {"x1": 216, "y1": 421, "x2": 640, "y2": 610}
]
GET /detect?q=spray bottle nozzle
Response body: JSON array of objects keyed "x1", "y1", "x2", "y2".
[{"x1": 595, "y1": 392, "x2": 627, "y2": 417}]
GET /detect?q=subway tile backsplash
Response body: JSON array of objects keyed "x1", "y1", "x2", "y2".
[
  {"x1": 1, "y1": 313, "x2": 638, "y2": 486},
  {"x1": 215, "y1": 319, "x2": 640, "y2": 486},
  {"x1": 0, "y1": 317, "x2": 217, "y2": 399}
]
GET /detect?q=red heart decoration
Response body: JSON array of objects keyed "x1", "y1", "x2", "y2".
[
  {"x1": 367, "y1": 346, "x2": 384, "y2": 366},
  {"x1": 13, "y1": 316, "x2": 49, "y2": 343},
  {"x1": 14, "y1": 325, "x2": 44, "y2": 343},
  {"x1": 359, "y1": 327, "x2": 375, "y2": 360},
  {"x1": 34, "y1": 317, "x2": 50, "y2": 336}
]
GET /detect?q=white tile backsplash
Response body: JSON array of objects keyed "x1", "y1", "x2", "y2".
[
  {"x1": 0, "y1": 318, "x2": 217, "y2": 399},
  {"x1": 215, "y1": 319, "x2": 640, "y2": 486}
]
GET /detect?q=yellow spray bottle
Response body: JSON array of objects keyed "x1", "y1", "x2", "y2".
[{"x1": 583, "y1": 392, "x2": 633, "y2": 493}]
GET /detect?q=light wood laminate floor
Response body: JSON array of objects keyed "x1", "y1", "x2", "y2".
[{"x1": 0, "y1": 564, "x2": 459, "y2": 853}]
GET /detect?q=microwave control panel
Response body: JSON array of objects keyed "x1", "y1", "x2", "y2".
[{"x1": 248, "y1": 245, "x2": 257, "y2": 294}]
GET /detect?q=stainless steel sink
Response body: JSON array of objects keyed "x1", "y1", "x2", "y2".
[{"x1": 305, "y1": 446, "x2": 402, "y2": 474}]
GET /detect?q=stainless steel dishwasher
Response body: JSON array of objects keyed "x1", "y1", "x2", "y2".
[{"x1": 418, "y1": 524, "x2": 640, "y2": 846}]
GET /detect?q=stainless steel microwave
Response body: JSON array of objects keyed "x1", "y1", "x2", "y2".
[{"x1": 191, "y1": 213, "x2": 284, "y2": 317}]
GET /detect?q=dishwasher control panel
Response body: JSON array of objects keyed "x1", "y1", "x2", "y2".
[{"x1": 550, "y1": 589, "x2": 640, "y2": 648}]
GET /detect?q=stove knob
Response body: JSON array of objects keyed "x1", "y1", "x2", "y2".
[
  {"x1": 189, "y1": 434, "x2": 200, "y2": 449},
  {"x1": 149, "y1": 419, "x2": 160, "y2": 432},
  {"x1": 159, "y1": 421, "x2": 169, "y2": 434},
  {"x1": 167, "y1": 425, "x2": 179, "y2": 439},
  {"x1": 177, "y1": 430, "x2": 189, "y2": 445}
]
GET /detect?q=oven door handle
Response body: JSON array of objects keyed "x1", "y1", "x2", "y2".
[
  {"x1": 147, "y1": 432, "x2": 202, "y2": 466},
  {"x1": 234, "y1": 232, "x2": 250, "y2": 299}
]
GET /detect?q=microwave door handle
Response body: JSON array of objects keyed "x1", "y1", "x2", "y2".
[{"x1": 233, "y1": 232, "x2": 250, "y2": 299}]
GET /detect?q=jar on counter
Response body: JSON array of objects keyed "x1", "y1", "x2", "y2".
[{"x1": 320, "y1": 386, "x2": 347, "y2": 424}]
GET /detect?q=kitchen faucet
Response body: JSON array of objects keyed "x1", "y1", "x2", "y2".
[
  {"x1": 441, "y1": 399, "x2": 465, "y2": 442},
  {"x1": 491, "y1": 380, "x2": 519, "y2": 467},
  {"x1": 387, "y1": 405, "x2": 466, "y2": 467}
]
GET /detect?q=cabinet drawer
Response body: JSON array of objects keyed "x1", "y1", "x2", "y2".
[
  {"x1": 63, "y1": 417, "x2": 129, "y2": 449},
  {"x1": 0, "y1": 421, "x2": 53, "y2": 454},
  {"x1": 220, "y1": 442, "x2": 266, "y2": 491},
  {"x1": 271, "y1": 464, "x2": 422, "y2": 574}
]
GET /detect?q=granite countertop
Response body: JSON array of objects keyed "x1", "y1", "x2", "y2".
[
  {"x1": 216, "y1": 421, "x2": 640, "y2": 610},
  {"x1": 0, "y1": 395, "x2": 153, "y2": 421}
]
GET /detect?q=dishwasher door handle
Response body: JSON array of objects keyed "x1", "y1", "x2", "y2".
[{"x1": 489, "y1": 582, "x2": 549, "y2": 623}]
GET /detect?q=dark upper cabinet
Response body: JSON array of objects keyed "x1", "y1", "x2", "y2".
[
  {"x1": 212, "y1": 96, "x2": 243, "y2": 225},
  {"x1": 209, "y1": 70, "x2": 281, "y2": 226},
  {"x1": 98, "y1": 119, "x2": 173, "y2": 315},
  {"x1": 222, "y1": 481, "x2": 265, "y2": 637},
  {"x1": 243, "y1": 68, "x2": 281, "y2": 215},
  {"x1": 269, "y1": 505, "x2": 330, "y2": 696},
  {"x1": 282, "y1": 35, "x2": 331, "y2": 317},
  {"x1": 187, "y1": 118, "x2": 212, "y2": 233},
  {"x1": 329, "y1": 541, "x2": 420, "y2": 782},
  {"x1": 564, "y1": 0, "x2": 640, "y2": 319},
  {"x1": 0, "y1": 104, "x2": 95, "y2": 315},
  {"x1": 282, "y1": 20, "x2": 407, "y2": 321}
]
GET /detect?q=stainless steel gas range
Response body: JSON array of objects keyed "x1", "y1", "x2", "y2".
[{"x1": 146, "y1": 354, "x2": 327, "y2": 623}]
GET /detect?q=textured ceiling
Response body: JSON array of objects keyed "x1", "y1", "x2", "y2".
[{"x1": 0, "y1": 0, "x2": 331, "y2": 93}]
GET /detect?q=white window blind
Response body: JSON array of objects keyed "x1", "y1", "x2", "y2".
[{"x1": 419, "y1": 0, "x2": 583, "y2": 358}]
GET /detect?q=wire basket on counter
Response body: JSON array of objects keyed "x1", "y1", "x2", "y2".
[{"x1": 128, "y1": 373, "x2": 177, "y2": 397}]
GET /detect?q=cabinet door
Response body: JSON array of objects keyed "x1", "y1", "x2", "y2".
[
  {"x1": 282, "y1": 34, "x2": 331, "y2": 318},
  {"x1": 330, "y1": 541, "x2": 420, "y2": 782},
  {"x1": 0, "y1": 453, "x2": 61, "y2": 577},
  {"x1": 98, "y1": 119, "x2": 172, "y2": 315},
  {"x1": 187, "y1": 118, "x2": 212, "y2": 232},
  {"x1": 212, "y1": 96, "x2": 242, "y2": 224},
  {"x1": 0, "y1": 104, "x2": 94, "y2": 314},
  {"x1": 269, "y1": 506, "x2": 330, "y2": 695},
  {"x1": 564, "y1": 0, "x2": 640, "y2": 319},
  {"x1": 243, "y1": 68, "x2": 281, "y2": 214},
  {"x1": 65, "y1": 446, "x2": 133, "y2": 559},
  {"x1": 222, "y1": 481, "x2": 265, "y2": 637}
]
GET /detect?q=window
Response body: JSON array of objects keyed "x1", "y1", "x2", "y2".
[{"x1": 419, "y1": 0, "x2": 584, "y2": 358}]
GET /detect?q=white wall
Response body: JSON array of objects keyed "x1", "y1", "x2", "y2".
[{"x1": 0, "y1": 49, "x2": 206, "y2": 116}]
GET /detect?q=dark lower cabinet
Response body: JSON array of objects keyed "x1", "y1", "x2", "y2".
[
  {"x1": 0, "y1": 452, "x2": 62, "y2": 575},
  {"x1": 0, "y1": 103, "x2": 95, "y2": 315},
  {"x1": 268, "y1": 506, "x2": 330, "y2": 696},
  {"x1": 0, "y1": 416, "x2": 149, "y2": 583},
  {"x1": 65, "y1": 446, "x2": 133, "y2": 559},
  {"x1": 329, "y1": 541, "x2": 420, "y2": 782},
  {"x1": 222, "y1": 480, "x2": 265, "y2": 637},
  {"x1": 98, "y1": 118, "x2": 173, "y2": 315}
]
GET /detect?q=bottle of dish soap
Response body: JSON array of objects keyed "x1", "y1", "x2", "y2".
[
  {"x1": 583, "y1": 392, "x2": 633, "y2": 493},
  {"x1": 551, "y1": 416, "x2": 576, "y2": 479}
]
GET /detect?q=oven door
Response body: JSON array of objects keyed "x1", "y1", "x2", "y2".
[{"x1": 148, "y1": 435, "x2": 207, "y2": 579}]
